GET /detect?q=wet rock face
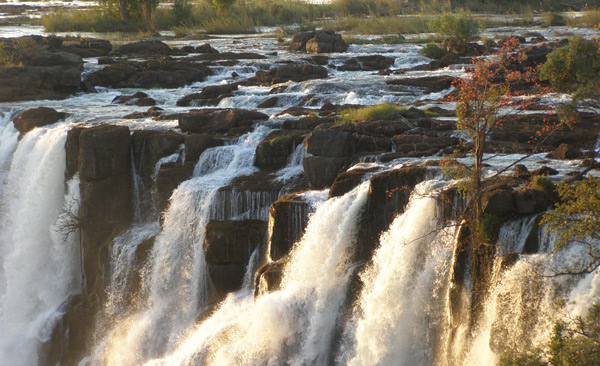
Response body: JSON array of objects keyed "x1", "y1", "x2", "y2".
[
  {"x1": 204, "y1": 220, "x2": 267, "y2": 299},
  {"x1": 288, "y1": 31, "x2": 348, "y2": 54},
  {"x1": 156, "y1": 162, "x2": 194, "y2": 213},
  {"x1": 185, "y1": 134, "x2": 224, "y2": 163},
  {"x1": 268, "y1": 193, "x2": 313, "y2": 261},
  {"x1": 12, "y1": 107, "x2": 66, "y2": 135},
  {"x1": 356, "y1": 166, "x2": 427, "y2": 261},
  {"x1": 178, "y1": 108, "x2": 269, "y2": 135},
  {"x1": 112, "y1": 91, "x2": 156, "y2": 106},
  {"x1": 74, "y1": 124, "x2": 133, "y2": 321},
  {"x1": 305, "y1": 129, "x2": 354, "y2": 157},
  {"x1": 329, "y1": 167, "x2": 379, "y2": 199},
  {"x1": 84, "y1": 58, "x2": 212, "y2": 89},
  {"x1": 61, "y1": 39, "x2": 112, "y2": 58},
  {"x1": 131, "y1": 130, "x2": 185, "y2": 186},
  {"x1": 244, "y1": 64, "x2": 328, "y2": 86}
]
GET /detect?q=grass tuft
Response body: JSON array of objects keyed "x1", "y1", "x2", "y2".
[{"x1": 338, "y1": 103, "x2": 407, "y2": 124}]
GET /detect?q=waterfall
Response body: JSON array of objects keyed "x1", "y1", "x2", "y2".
[
  {"x1": 0, "y1": 124, "x2": 81, "y2": 366},
  {"x1": 139, "y1": 182, "x2": 369, "y2": 366},
  {"x1": 95, "y1": 125, "x2": 271, "y2": 365},
  {"x1": 340, "y1": 180, "x2": 455, "y2": 366},
  {"x1": 0, "y1": 111, "x2": 19, "y2": 193}
]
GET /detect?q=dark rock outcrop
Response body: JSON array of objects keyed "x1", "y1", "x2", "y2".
[
  {"x1": 244, "y1": 64, "x2": 328, "y2": 86},
  {"x1": 178, "y1": 108, "x2": 269, "y2": 135},
  {"x1": 288, "y1": 31, "x2": 348, "y2": 54},
  {"x1": 302, "y1": 156, "x2": 346, "y2": 189},
  {"x1": 268, "y1": 193, "x2": 313, "y2": 261},
  {"x1": 176, "y1": 83, "x2": 238, "y2": 106},
  {"x1": 85, "y1": 58, "x2": 212, "y2": 89},
  {"x1": 185, "y1": 134, "x2": 224, "y2": 162},
  {"x1": 305, "y1": 129, "x2": 354, "y2": 157},
  {"x1": 255, "y1": 130, "x2": 308, "y2": 169},
  {"x1": 386, "y1": 75, "x2": 455, "y2": 94},
  {"x1": 12, "y1": 107, "x2": 66, "y2": 134},
  {"x1": 114, "y1": 40, "x2": 172, "y2": 56},
  {"x1": 205, "y1": 220, "x2": 267, "y2": 300},
  {"x1": 156, "y1": 162, "x2": 194, "y2": 213},
  {"x1": 338, "y1": 55, "x2": 395, "y2": 71}
]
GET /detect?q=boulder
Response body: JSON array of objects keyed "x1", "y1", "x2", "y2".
[
  {"x1": 62, "y1": 39, "x2": 112, "y2": 58},
  {"x1": 255, "y1": 130, "x2": 308, "y2": 169},
  {"x1": 178, "y1": 109, "x2": 269, "y2": 135},
  {"x1": 513, "y1": 189, "x2": 552, "y2": 215},
  {"x1": 483, "y1": 188, "x2": 515, "y2": 217},
  {"x1": 185, "y1": 134, "x2": 224, "y2": 162},
  {"x1": 305, "y1": 129, "x2": 354, "y2": 157},
  {"x1": 195, "y1": 43, "x2": 219, "y2": 53},
  {"x1": 0, "y1": 64, "x2": 82, "y2": 102},
  {"x1": 12, "y1": 107, "x2": 66, "y2": 134},
  {"x1": 338, "y1": 55, "x2": 395, "y2": 71},
  {"x1": 257, "y1": 97, "x2": 278, "y2": 108},
  {"x1": 386, "y1": 75, "x2": 455, "y2": 94},
  {"x1": 114, "y1": 40, "x2": 172, "y2": 56},
  {"x1": 131, "y1": 130, "x2": 185, "y2": 185},
  {"x1": 288, "y1": 31, "x2": 348, "y2": 54},
  {"x1": 23, "y1": 51, "x2": 83, "y2": 69},
  {"x1": 65, "y1": 126, "x2": 85, "y2": 180},
  {"x1": 302, "y1": 156, "x2": 346, "y2": 189},
  {"x1": 244, "y1": 64, "x2": 328, "y2": 86},
  {"x1": 85, "y1": 59, "x2": 212, "y2": 89},
  {"x1": 176, "y1": 83, "x2": 238, "y2": 106}
]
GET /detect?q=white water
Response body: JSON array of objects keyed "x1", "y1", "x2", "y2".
[
  {"x1": 93, "y1": 125, "x2": 270, "y2": 365},
  {"x1": 139, "y1": 182, "x2": 369, "y2": 366},
  {"x1": 340, "y1": 180, "x2": 454, "y2": 366},
  {"x1": 0, "y1": 124, "x2": 81, "y2": 366}
]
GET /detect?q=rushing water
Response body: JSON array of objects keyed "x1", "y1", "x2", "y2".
[
  {"x1": 1, "y1": 21, "x2": 599, "y2": 366},
  {"x1": 0, "y1": 123, "x2": 81, "y2": 365}
]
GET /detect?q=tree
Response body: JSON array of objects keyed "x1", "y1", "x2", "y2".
[
  {"x1": 212, "y1": 0, "x2": 236, "y2": 11},
  {"x1": 446, "y1": 38, "x2": 545, "y2": 246},
  {"x1": 101, "y1": 0, "x2": 159, "y2": 28}
]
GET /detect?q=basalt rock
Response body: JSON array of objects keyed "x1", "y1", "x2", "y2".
[
  {"x1": 329, "y1": 166, "x2": 379, "y2": 198},
  {"x1": 114, "y1": 40, "x2": 172, "y2": 56},
  {"x1": 255, "y1": 130, "x2": 308, "y2": 169},
  {"x1": 386, "y1": 75, "x2": 455, "y2": 94},
  {"x1": 176, "y1": 83, "x2": 238, "y2": 106},
  {"x1": 243, "y1": 64, "x2": 328, "y2": 86},
  {"x1": 547, "y1": 143, "x2": 582, "y2": 160},
  {"x1": 61, "y1": 39, "x2": 112, "y2": 58},
  {"x1": 304, "y1": 129, "x2": 354, "y2": 158},
  {"x1": 338, "y1": 55, "x2": 395, "y2": 71},
  {"x1": 178, "y1": 108, "x2": 269, "y2": 135},
  {"x1": 288, "y1": 31, "x2": 348, "y2": 54},
  {"x1": 268, "y1": 193, "x2": 313, "y2": 261},
  {"x1": 131, "y1": 130, "x2": 185, "y2": 186},
  {"x1": 302, "y1": 156, "x2": 347, "y2": 189},
  {"x1": 205, "y1": 219, "x2": 267, "y2": 300},
  {"x1": 85, "y1": 58, "x2": 212, "y2": 89},
  {"x1": 156, "y1": 162, "x2": 194, "y2": 213},
  {"x1": 356, "y1": 166, "x2": 427, "y2": 261},
  {"x1": 12, "y1": 107, "x2": 66, "y2": 135},
  {"x1": 185, "y1": 134, "x2": 224, "y2": 162}
]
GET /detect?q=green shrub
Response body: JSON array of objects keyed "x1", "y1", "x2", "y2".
[
  {"x1": 540, "y1": 36, "x2": 600, "y2": 94},
  {"x1": 529, "y1": 176, "x2": 555, "y2": 194},
  {"x1": 479, "y1": 213, "x2": 503, "y2": 242},
  {"x1": 565, "y1": 9, "x2": 600, "y2": 29},
  {"x1": 338, "y1": 103, "x2": 407, "y2": 124},
  {"x1": 41, "y1": 9, "x2": 145, "y2": 32},
  {"x1": 429, "y1": 11, "x2": 481, "y2": 42},
  {"x1": 420, "y1": 43, "x2": 446, "y2": 59}
]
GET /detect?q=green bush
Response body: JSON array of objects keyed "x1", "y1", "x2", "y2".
[
  {"x1": 429, "y1": 11, "x2": 481, "y2": 42},
  {"x1": 540, "y1": 36, "x2": 600, "y2": 94},
  {"x1": 543, "y1": 12, "x2": 566, "y2": 26},
  {"x1": 529, "y1": 176, "x2": 555, "y2": 195},
  {"x1": 420, "y1": 43, "x2": 446, "y2": 59},
  {"x1": 479, "y1": 213, "x2": 503, "y2": 242},
  {"x1": 338, "y1": 103, "x2": 407, "y2": 124}
]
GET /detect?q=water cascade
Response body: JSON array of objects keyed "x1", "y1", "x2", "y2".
[{"x1": 0, "y1": 124, "x2": 81, "y2": 366}]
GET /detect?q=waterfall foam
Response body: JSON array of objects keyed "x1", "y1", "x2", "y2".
[
  {"x1": 340, "y1": 180, "x2": 455, "y2": 366},
  {"x1": 140, "y1": 183, "x2": 369, "y2": 366},
  {"x1": 96, "y1": 125, "x2": 271, "y2": 365},
  {"x1": 0, "y1": 124, "x2": 81, "y2": 366}
]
